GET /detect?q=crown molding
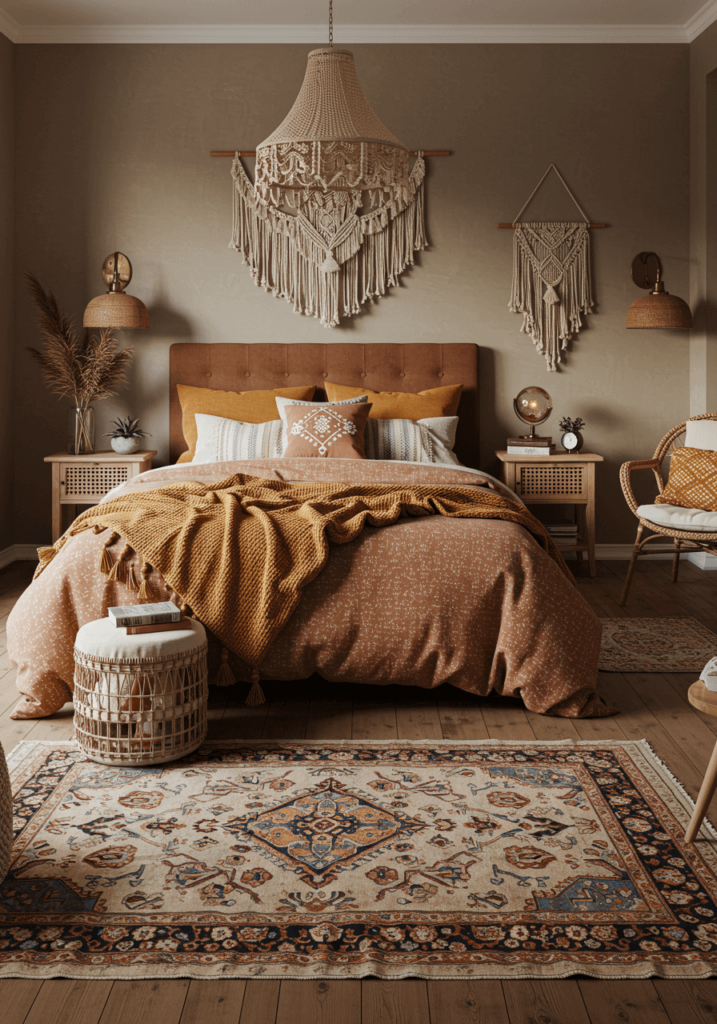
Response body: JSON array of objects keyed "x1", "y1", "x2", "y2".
[
  {"x1": 0, "y1": 7, "x2": 19, "y2": 43},
  {"x1": 685, "y1": 0, "x2": 717, "y2": 41},
  {"x1": 7, "y1": 21, "x2": 690, "y2": 45}
]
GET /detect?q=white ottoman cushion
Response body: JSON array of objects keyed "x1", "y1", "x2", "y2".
[
  {"x1": 75, "y1": 617, "x2": 206, "y2": 661},
  {"x1": 637, "y1": 503, "x2": 717, "y2": 533}
]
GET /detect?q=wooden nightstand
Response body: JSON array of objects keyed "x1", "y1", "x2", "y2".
[
  {"x1": 45, "y1": 450, "x2": 157, "y2": 542},
  {"x1": 495, "y1": 450, "x2": 604, "y2": 577}
]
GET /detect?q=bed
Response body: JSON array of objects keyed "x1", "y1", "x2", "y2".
[{"x1": 8, "y1": 342, "x2": 610, "y2": 720}]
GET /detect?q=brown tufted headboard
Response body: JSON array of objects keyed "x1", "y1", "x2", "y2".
[{"x1": 169, "y1": 343, "x2": 479, "y2": 466}]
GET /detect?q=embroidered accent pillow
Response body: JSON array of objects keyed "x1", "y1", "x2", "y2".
[
  {"x1": 655, "y1": 447, "x2": 717, "y2": 512},
  {"x1": 193, "y1": 414, "x2": 284, "y2": 464},
  {"x1": 365, "y1": 417, "x2": 461, "y2": 465},
  {"x1": 283, "y1": 402, "x2": 371, "y2": 459},
  {"x1": 176, "y1": 384, "x2": 315, "y2": 463},
  {"x1": 275, "y1": 393, "x2": 368, "y2": 427},
  {"x1": 325, "y1": 382, "x2": 462, "y2": 420}
]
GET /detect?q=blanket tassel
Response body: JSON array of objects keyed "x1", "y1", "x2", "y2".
[
  {"x1": 137, "y1": 563, "x2": 158, "y2": 603},
  {"x1": 107, "y1": 543, "x2": 133, "y2": 586},
  {"x1": 98, "y1": 532, "x2": 120, "y2": 576},
  {"x1": 216, "y1": 647, "x2": 237, "y2": 687},
  {"x1": 247, "y1": 668, "x2": 266, "y2": 707}
]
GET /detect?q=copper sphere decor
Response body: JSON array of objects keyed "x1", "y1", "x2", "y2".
[
  {"x1": 83, "y1": 252, "x2": 149, "y2": 330},
  {"x1": 626, "y1": 252, "x2": 692, "y2": 330},
  {"x1": 513, "y1": 386, "x2": 553, "y2": 439}
]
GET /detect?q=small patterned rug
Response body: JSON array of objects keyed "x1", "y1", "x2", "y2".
[
  {"x1": 2, "y1": 739, "x2": 717, "y2": 979},
  {"x1": 599, "y1": 617, "x2": 717, "y2": 673}
]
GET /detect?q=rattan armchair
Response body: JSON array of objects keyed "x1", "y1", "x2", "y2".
[{"x1": 619, "y1": 413, "x2": 717, "y2": 605}]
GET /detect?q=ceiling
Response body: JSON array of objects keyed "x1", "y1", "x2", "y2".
[{"x1": 1, "y1": 0, "x2": 715, "y2": 43}]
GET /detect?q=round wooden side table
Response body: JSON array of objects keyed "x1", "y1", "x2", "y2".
[{"x1": 685, "y1": 680, "x2": 717, "y2": 843}]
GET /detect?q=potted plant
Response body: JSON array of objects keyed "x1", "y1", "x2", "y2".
[
  {"x1": 26, "y1": 273, "x2": 133, "y2": 454},
  {"x1": 104, "y1": 416, "x2": 151, "y2": 455}
]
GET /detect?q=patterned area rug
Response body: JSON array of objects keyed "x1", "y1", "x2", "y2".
[
  {"x1": 599, "y1": 617, "x2": 717, "y2": 672},
  {"x1": 2, "y1": 739, "x2": 717, "y2": 980}
]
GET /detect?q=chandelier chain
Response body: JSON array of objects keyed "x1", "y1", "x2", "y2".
[{"x1": 329, "y1": 0, "x2": 333, "y2": 47}]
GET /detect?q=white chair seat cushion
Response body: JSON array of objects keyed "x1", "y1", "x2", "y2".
[
  {"x1": 637, "y1": 503, "x2": 717, "y2": 533},
  {"x1": 75, "y1": 617, "x2": 206, "y2": 662}
]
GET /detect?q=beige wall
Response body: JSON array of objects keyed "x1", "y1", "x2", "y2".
[
  {"x1": 690, "y1": 22, "x2": 717, "y2": 414},
  {"x1": 14, "y1": 43, "x2": 690, "y2": 545},
  {"x1": 0, "y1": 32, "x2": 13, "y2": 551}
]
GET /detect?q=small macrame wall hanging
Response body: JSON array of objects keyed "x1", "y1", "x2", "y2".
[
  {"x1": 223, "y1": 4, "x2": 433, "y2": 328},
  {"x1": 505, "y1": 165, "x2": 601, "y2": 371}
]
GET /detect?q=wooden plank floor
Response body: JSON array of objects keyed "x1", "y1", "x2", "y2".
[{"x1": 3, "y1": 556, "x2": 717, "y2": 1023}]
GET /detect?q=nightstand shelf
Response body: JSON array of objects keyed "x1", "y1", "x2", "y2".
[
  {"x1": 45, "y1": 450, "x2": 157, "y2": 542},
  {"x1": 495, "y1": 450, "x2": 603, "y2": 577}
]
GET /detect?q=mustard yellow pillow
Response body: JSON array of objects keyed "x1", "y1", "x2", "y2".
[
  {"x1": 325, "y1": 382, "x2": 462, "y2": 420},
  {"x1": 655, "y1": 446, "x2": 717, "y2": 511},
  {"x1": 176, "y1": 384, "x2": 315, "y2": 463}
]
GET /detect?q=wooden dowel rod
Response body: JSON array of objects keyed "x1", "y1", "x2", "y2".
[
  {"x1": 210, "y1": 150, "x2": 451, "y2": 158},
  {"x1": 497, "y1": 222, "x2": 607, "y2": 228}
]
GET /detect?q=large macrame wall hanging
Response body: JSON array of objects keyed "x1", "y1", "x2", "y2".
[
  {"x1": 226, "y1": 9, "x2": 429, "y2": 328},
  {"x1": 507, "y1": 165, "x2": 598, "y2": 371}
]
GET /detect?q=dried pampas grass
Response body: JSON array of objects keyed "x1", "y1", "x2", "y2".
[{"x1": 26, "y1": 272, "x2": 133, "y2": 407}]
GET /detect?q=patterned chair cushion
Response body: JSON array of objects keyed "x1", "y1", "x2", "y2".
[
  {"x1": 654, "y1": 447, "x2": 717, "y2": 512},
  {"x1": 637, "y1": 502, "x2": 717, "y2": 533}
]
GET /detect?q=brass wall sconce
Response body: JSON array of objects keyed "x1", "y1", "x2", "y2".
[
  {"x1": 626, "y1": 252, "x2": 692, "y2": 330},
  {"x1": 83, "y1": 252, "x2": 150, "y2": 330}
]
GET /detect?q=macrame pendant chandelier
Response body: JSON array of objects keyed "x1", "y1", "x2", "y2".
[
  {"x1": 230, "y1": 5, "x2": 426, "y2": 327},
  {"x1": 508, "y1": 166, "x2": 594, "y2": 371}
]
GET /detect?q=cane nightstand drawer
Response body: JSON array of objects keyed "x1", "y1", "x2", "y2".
[
  {"x1": 61, "y1": 462, "x2": 130, "y2": 501},
  {"x1": 516, "y1": 462, "x2": 587, "y2": 500}
]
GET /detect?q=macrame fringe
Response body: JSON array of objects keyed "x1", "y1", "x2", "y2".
[
  {"x1": 509, "y1": 223, "x2": 593, "y2": 371},
  {"x1": 215, "y1": 647, "x2": 237, "y2": 688},
  {"x1": 246, "y1": 668, "x2": 266, "y2": 707},
  {"x1": 229, "y1": 154, "x2": 428, "y2": 328}
]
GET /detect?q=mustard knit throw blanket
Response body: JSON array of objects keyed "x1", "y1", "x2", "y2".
[{"x1": 37, "y1": 474, "x2": 570, "y2": 676}]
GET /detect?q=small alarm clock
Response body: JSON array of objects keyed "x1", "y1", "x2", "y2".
[
  {"x1": 561, "y1": 430, "x2": 579, "y2": 453},
  {"x1": 559, "y1": 416, "x2": 585, "y2": 453}
]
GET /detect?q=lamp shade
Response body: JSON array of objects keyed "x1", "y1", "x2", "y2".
[
  {"x1": 83, "y1": 252, "x2": 149, "y2": 329},
  {"x1": 83, "y1": 292, "x2": 149, "y2": 329},
  {"x1": 255, "y1": 48, "x2": 409, "y2": 199},
  {"x1": 626, "y1": 293, "x2": 693, "y2": 330}
]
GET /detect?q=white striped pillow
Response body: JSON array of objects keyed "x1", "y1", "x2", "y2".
[
  {"x1": 364, "y1": 417, "x2": 461, "y2": 465},
  {"x1": 193, "y1": 413, "x2": 284, "y2": 463}
]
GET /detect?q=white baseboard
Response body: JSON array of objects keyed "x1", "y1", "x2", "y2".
[
  {"x1": 0, "y1": 544, "x2": 42, "y2": 570},
  {"x1": 561, "y1": 544, "x2": 717, "y2": 567},
  {"x1": 686, "y1": 551, "x2": 717, "y2": 570}
]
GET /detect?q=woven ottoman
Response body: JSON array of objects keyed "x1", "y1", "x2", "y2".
[
  {"x1": 0, "y1": 739, "x2": 10, "y2": 884},
  {"x1": 73, "y1": 618, "x2": 208, "y2": 766}
]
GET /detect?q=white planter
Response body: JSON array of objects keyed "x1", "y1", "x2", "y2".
[{"x1": 110, "y1": 436, "x2": 141, "y2": 455}]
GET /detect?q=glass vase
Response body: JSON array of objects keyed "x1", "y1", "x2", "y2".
[{"x1": 67, "y1": 406, "x2": 95, "y2": 455}]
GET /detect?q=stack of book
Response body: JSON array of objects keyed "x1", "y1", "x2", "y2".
[
  {"x1": 546, "y1": 519, "x2": 579, "y2": 542},
  {"x1": 507, "y1": 437, "x2": 554, "y2": 456},
  {"x1": 108, "y1": 601, "x2": 191, "y2": 635}
]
